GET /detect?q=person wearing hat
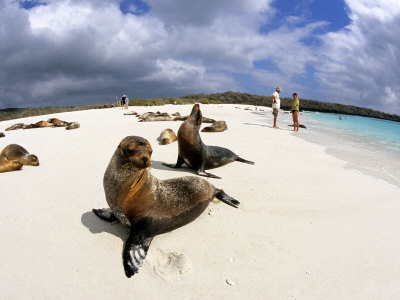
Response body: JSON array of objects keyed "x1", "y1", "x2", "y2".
[
  {"x1": 271, "y1": 86, "x2": 282, "y2": 128},
  {"x1": 289, "y1": 93, "x2": 300, "y2": 131}
]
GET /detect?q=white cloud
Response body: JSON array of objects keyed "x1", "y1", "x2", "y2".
[
  {"x1": 313, "y1": 0, "x2": 400, "y2": 113},
  {"x1": 0, "y1": 0, "x2": 399, "y2": 114}
]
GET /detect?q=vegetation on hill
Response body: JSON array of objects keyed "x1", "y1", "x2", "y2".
[
  {"x1": 0, "y1": 105, "x2": 100, "y2": 122},
  {"x1": 1, "y1": 91, "x2": 399, "y2": 122},
  {"x1": 180, "y1": 91, "x2": 400, "y2": 122}
]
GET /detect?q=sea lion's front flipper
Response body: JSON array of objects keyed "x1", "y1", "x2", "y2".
[
  {"x1": 162, "y1": 155, "x2": 185, "y2": 168},
  {"x1": 92, "y1": 208, "x2": 119, "y2": 223},
  {"x1": 235, "y1": 156, "x2": 254, "y2": 165},
  {"x1": 197, "y1": 169, "x2": 221, "y2": 179},
  {"x1": 215, "y1": 189, "x2": 240, "y2": 208},
  {"x1": 123, "y1": 223, "x2": 153, "y2": 278}
]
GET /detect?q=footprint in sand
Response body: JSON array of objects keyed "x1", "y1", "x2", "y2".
[{"x1": 148, "y1": 249, "x2": 193, "y2": 279}]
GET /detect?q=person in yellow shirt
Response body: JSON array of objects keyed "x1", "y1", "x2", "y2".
[{"x1": 289, "y1": 93, "x2": 300, "y2": 131}]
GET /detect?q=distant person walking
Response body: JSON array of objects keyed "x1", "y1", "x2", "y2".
[
  {"x1": 271, "y1": 86, "x2": 282, "y2": 128},
  {"x1": 124, "y1": 95, "x2": 129, "y2": 109},
  {"x1": 290, "y1": 93, "x2": 300, "y2": 131},
  {"x1": 121, "y1": 95, "x2": 126, "y2": 109}
]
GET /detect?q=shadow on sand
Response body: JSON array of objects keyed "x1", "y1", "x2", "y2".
[{"x1": 81, "y1": 211, "x2": 129, "y2": 241}]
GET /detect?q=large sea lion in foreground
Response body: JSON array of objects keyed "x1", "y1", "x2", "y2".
[
  {"x1": 163, "y1": 104, "x2": 254, "y2": 178},
  {"x1": 92, "y1": 136, "x2": 239, "y2": 277},
  {"x1": 0, "y1": 144, "x2": 39, "y2": 166},
  {"x1": 0, "y1": 156, "x2": 23, "y2": 173}
]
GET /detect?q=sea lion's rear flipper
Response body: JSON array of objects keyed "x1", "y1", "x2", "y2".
[
  {"x1": 123, "y1": 223, "x2": 153, "y2": 278},
  {"x1": 92, "y1": 208, "x2": 119, "y2": 223},
  {"x1": 215, "y1": 189, "x2": 240, "y2": 208},
  {"x1": 197, "y1": 169, "x2": 221, "y2": 179},
  {"x1": 162, "y1": 155, "x2": 185, "y2": 168},
  {"x1": 235, "y1": 156, "x2": 254, "y2": 165}
]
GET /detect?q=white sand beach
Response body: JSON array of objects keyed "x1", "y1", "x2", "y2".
[{"x1": 1, "y1": 104, "x2": 400, "y2": 300}]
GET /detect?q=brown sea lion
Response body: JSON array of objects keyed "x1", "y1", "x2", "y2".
[
  {"x1": 92, "y1": 136, "x2": 240, "y2": 277},
  {"x1": 0, "y1": 132, "x2": 5, "y2": 138},
  {"x1": 124, "y1": 111, "x2": 139, "y2": 116},
  {"x1": 48, "y1": 118, "x2": 69, "y2": 127},
  {"x1": 163, "y1": 104, "x2": 254, "y2": 179},
  {"x1": 5, "y1": 123, "x2": 25, "y2": 131},
  {"x1": 201, "y1": 121, "x2": 228, "y2": 132},
  {"x1": 22, "y1": 124, "x2": 34, "y2": 129},
  {"x1": 65, "y1": 122, "x2": 80, "y2": 130},
  {"x1": 32, "y1": 121, "x2": 53, "y2": 128},
  {"x1": 159, "y1": 128, "x2": 177, "y2": 145},
  {"x1": 0, "y1": 144, "x2": 39, "y2": 166},
  {"x1": 0, "y1": 156, "x2": 23, "y2": 173},
  {"x1": 173, "y1": 115, "x2": 215, "y2": 123},
  {"x1": 138, "y1": 112, "x2": 175, "y2": 122}
]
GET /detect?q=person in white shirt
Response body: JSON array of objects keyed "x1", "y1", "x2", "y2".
[{"x1": 271, "y1": 86, "x2": 282, "y2": 128}]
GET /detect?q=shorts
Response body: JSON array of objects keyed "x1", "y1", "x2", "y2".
[{"x1": 272, "y1": 108, "x2": 279, "y2": 116}]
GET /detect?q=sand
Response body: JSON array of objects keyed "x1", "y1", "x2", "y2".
[{"x1": 1, "y1": 104, "x2": 400, "y2": 300}]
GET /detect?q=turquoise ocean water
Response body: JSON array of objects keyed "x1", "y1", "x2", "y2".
[
  {"x1": 299, "y1": 112, "x2": 400, "y2": 190},
  {"x1": 256, "y1": 108, "x2": 400, "y2": 189}
]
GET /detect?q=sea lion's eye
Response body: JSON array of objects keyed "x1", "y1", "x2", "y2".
[{"x1": 126, "y1": 149, "x2": 135, "y2": 155}]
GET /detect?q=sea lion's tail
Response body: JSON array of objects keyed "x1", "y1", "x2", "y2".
[
  {"x1": 215, "y1": 189, "x2": 240, "y2": 208},
  {"x1": 235, "y1": 156, "x2": 255, "y2": 165}
]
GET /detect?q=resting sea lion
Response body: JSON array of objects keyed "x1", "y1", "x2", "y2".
[
  {"x1": 163, "y1": 104, "x2": 254, "y2": 178},
  {"x1": 48, "y1": 118, "x2": 69, "y2": 127},
  {"x1": 32, "y1": 121, "x2": 53, "y2": 128},
  {"x1": 201, "y1": 121, "x2": 228, "y2": 132},
  {"x1": 138, "y1": 112, "x2": 175, "y2": 122},
  {"x1": 173, "y1": 115, "x2": 215, "y2": 123},
  {"x1": 0, "y1": 156, "x2": 23, "y2": 173},
  {"x1": 5, "y1": 123, "x2": 25, "y2": 131},
  {"x1": 92, "y1": 136, "x2": 239, "y2": 278},
  {"x1": 159, "y1": 128, "x2": 177, "y2": 145},
  {"x1": 66, "y1": 122, "x2": 80, "y2": 130},
  {"x1": 0, "y1": 144, "x2": 39, "y2": 166}
]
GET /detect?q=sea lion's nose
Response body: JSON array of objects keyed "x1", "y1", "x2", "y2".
[{"x1": 142, "y1": 157, "x2": 148, "y2": 164}]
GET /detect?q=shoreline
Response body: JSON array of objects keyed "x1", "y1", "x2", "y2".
[{"x1": 1, "y1": 104, "x2": 400, "y2": 299}]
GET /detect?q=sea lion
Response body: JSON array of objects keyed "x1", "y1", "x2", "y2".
[
  {"x1": 124, "y1": 111, "x2": 139, "y2": 116},
  {"x1": 0, "y1": 156, "x2": 23, "y2": 173},
  {"x1": 48, "y1": 118, "x2": 69, "y2": 127},
  {"x1": 32, "y1": 121, "x2": 53, "y2": 128},
  {"x1": 173, "y1": 115, "x2": 215, "y2": 123},
  {"x1": 92, "y1": 136, "x2": 240, "y2": 278},
  {"x1": 163, "y1": 104, "x2": 254, "y2": 178},
  {"x1": 0, "y1": 144, "x2": 39, "y2": 166},
  {"x1": 0, "y1": 132, "x2": 5, "y2": 138},
  {"x1": 66, "y1": 122, "x2": 80, "y2": 130},
  {"x1": 159, "y1": 128, "x2": 177, "y2": 145},
  {"x1": 5, "y1": 123, "x2": 25, "y2": 131},
  {"x1": 201, "y1": 121, "x2": 228, "y2": 132},
  {"x1": 138, "y1": 112, "x2": 175, "y2": 122}
]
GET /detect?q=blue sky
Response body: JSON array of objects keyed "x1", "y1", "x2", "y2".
[{"x1": 1, "y1": 0, "x2": 400, "y2": 114}]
